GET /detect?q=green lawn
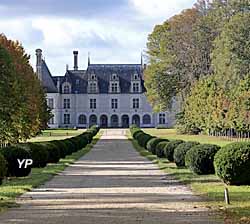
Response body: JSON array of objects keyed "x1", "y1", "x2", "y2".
[
  {"x1": 143, "y1": 128, "x2": 237, "y2": 147},
  {"x1": 0, "y1": 132, "x2": 101, "y2": 212},
  {"x1": 28, "y1": 129, "x2": 85, "y2": 142},
  {"x1": 128, "y1": 131, "x2": 250, "y2": 223}
]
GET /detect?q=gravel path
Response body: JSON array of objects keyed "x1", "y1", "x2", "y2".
[{"x1": 0, "y1": 129, "x2": 222, "y2": 224}]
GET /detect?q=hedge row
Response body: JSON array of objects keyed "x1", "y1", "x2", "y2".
[
  {"x1": 0, "y1": 126, "x2": 99, "y2": 184},
  {"x1": 130, "y1": 126, "x2": 250, "y2": 185}
]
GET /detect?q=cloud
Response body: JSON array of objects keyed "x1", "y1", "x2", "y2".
[{"x1": 0, "y1": 0, "x2": 196, "y2": 75}]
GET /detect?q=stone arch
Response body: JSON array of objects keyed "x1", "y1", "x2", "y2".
[
  {"x1": 111, "y1": 114, "x2": 119, "y2": 128},
  {"x1": 100, "y1": 114, "x2": 108, "y2": 128},
  {"x1": 121, "y1": 115, "x2": 129, "y2": 128},
  {"x1": 132, "y1": 114, "x2": 140, "y2": 127},
  {"x1": 78, "y1": 114, "x2": 87, "y2": 125},
  {"x1": 89, "y1": 114, "x2": 97, "y2": 127},
  {"x1": 143, "y1": 114, "x2": 151, "y2": 125}
]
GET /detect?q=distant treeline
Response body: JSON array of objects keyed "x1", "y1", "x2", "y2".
[{"x1": 145, "y1": 0, "x2": 250, "y2": 136}]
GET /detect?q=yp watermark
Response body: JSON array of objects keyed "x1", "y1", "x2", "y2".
[{"x1": 17, "y1": 159, "x2": 33, "y2": 168}]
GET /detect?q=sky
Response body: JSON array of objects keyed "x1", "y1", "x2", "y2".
[{"x1": 0, "y1": 0, "x2": 196, "y2": 75}]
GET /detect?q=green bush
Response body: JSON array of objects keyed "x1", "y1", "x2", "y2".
[
  {"x1": 21, "y1": 143, "x2": 49, "y2": 168},
  {"x1": 155, "y1": 141, "x2": 169, "y2": 158},
  {"x1": 51, "y1": 140, "x2": 68, "y2": 158},
  {"x1": 0, "y1": 153, "x2": 7, "y2": 185},
  {"x1": 0, "y1": 146, "x2": 32, "y2": 177},
  {"x1": 42, "y1": 142, "x2": 61, "y2": 163},
  {"x1": 146, "y1": 138, "x2": 168, "y2": 154},
  {"x1": 185, "y1": 144, "x2": 220, "y2": 175},
  {"x1": 163, "y1": 140, "x2": 184, "y2": 162},
  {"x1": 174, "y1": 141, "x2": 200, "y2": 167},
  {"x1": 214, "y1": 142, "x2": 250, "y2": 185},
  {"x1": 137, "y1": 133, "x2": 154, "y2": 149},
  {"x1": 63, "y1": 139, "x2": 75, "y2": 155}
]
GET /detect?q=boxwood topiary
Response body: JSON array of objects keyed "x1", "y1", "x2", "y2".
[
  {"x1": 214, "y1": 142, "x2": 250, "y2": 185},
  {"x1": 155, "y1": 141, "x2": 169, "y2": 158},
  {"x1": 137, "y1": 133, "x2": 154, "y2": 149},
  {"x1": 0, "y1": 146, "x2": 32, "y2": 177},
  {"x1": 185, "y1": 144, "x2": 220, "y2": 175},
  {"x1": 22, "y1": 143, "x2": 49, "y2": 168},
  {"x1": 51, "y1": 140, "x2": 68, "y2": 158},
  {"x1": 0, "y1": 153, "x2": 7, "y2": 185},
  {"x1": 164, "y1": 140, "x2": 184, "y2": 162},
  {"x1": 174, "y1": 141, "x2": 200, "y2": 167},
  {"x1": 146, "y1": 138, "x2": 168, "y2": 154},
  {"x1": 42, "y1": 142, "x2": 61, "y2": 163}
]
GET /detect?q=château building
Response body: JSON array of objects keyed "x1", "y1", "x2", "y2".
[{"x1": 36, "y1": 49, "x2": 174, "y2": 128}]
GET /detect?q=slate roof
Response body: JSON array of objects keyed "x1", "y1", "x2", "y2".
[
  {"x1": 42, "y1": 61, "x2": 146, "y2": 94},
  {"x1": 41, "y1": 60, "x2": 58, "y2": 93}
]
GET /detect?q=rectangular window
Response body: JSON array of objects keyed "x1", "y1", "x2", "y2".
[
  {"x1": 90, "y1": 99, "x2": 97, "y2": 109},
  {"x1": 111, "y1": 99, "x2": 118, "y2": 109},
  {"x1": 47, "y1": 98, "x2": 54, "y2": 109},
  {"x1": 111, "y1": 83, "x2": 118, "y2": 93},
  {"x1": 133, "y1": 98, "x2": 139, "y2": 109},
  {"x1": 63, "y1": 99, "x2": 70, "y2": 109},
  {"x1": 89, "y1": 82, "x2": 97, "y2": 93},
  {"x1": 133, "y1": 83, "x2": 140, "y2": 93},
  {"x1": 64, "y1": 114, "x2": 70, "y2": 124},
  {"x1": 159, "y1": 113, "x2": 166, "y2": 124}
]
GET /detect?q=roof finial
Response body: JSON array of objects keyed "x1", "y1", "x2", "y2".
[{"x1": 88, "y1": 52, "x2": 90, "y2": 66}]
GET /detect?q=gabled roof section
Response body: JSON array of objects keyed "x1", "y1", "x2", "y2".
[{"x1": 41, "y1": 60, "x2": 58, "y2": 93}]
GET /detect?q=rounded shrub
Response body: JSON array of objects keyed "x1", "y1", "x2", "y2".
[
  {"x1": 0, "y1": 153, "x2": 7, "y2": 185},
  {"x1": 63, "y1": 139, "x2": 75, "y2": 155},
  {"x1": 146, "y1": 138, "x2": 168, "y2": 154},
  {"x1": 42, "y1": 142, "x2": 61, "y2": 163},
  {"x1": 163, "y1": 140, "x2": 184, "y2": 162},
  {"x1": 214, "y1": 142, "x2": 250, "y2": 185},
  {"x1": 155, "y1": 141, "x2": 169, "y2": 158},
  {"x1": 136, "y1": 132, "x2": 154, "y2": 148},
  {"x1": 185, "y1": 144, "x2": 220, "y2": 175},
  {"x1": 174, "y1": 141, "x2": 200, "y2": 167},
  {"x1": 22, "y1": 143, "x2": 49, "y2": 168},
  {"x1": 133, "y1": 130, "x2": 143, "y2": 140},
  {"x1": 51, "y1": 140, "x2": 68, "y2": 158},
  {"x1": 0, "y1": 146, "x2": 32, "y2": 177}
]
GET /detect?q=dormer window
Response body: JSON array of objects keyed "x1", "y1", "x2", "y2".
[
  {"x1": 134, "y1": 73, "x2": 139, "y2": 80},
  {"x1": 89, "y1": 83, "x2": 97, "y2": 93},
  {"x1": 111, "y1": 83, "x2": 118, "y2": 93},
  {"x1": 76, "y1": 79, "x2": 80, "y2": 85},
  {"x1": 91, "y1": 74, "x2": 96, "y2": 80},
  {"x1": 112, "y1": 73, "x2": 118, "y2": 80},
  {"x1": 63, "y1": 83, "x2": 71, "y2": 94},
  {"x1": 133, "y1": 83, "x2": 140, "y2": 93}
]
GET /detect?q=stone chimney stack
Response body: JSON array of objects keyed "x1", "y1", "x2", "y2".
[
  {"x1": 36, "y1": 49, "x2": 42, "y2": 81},
  {"x1": 73, "y1": 51, "x2": 78, "y2": 70}
]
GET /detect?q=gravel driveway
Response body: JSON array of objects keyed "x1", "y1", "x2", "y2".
[{"x1": 0, "y1": 129, "x2": 222, "y2": 224}]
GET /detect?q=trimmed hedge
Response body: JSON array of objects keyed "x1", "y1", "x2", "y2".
[
  {"x1": 137, "y1": 133, "x2": 155, "y2": 149},
  {"x1": 185, "y1": 144, "x2": 220, "y2": 175},
  {"x1": 20, "y1": 143, "x2": 49, "y2": 168},
  {"x1": 0, "y1": 126, "x2": 99, "y2": 180},
  {"x1": 0, "y1": 146, "x2": 32, "y2": 177},
  {"x1": 155, "y1": 141, "x2": 169, "y2": 158},
  {"x1": 147, "y1": 138, "x2": 168, "y2": 154},
  {"x1": 174, "y1": 141, "x2": 200, "y2": 167},
  {"x1": 214, "y1": 142, "x2": 250, "y2": 185},
  {"x1": 163, "y1": 140, "x2": 184, "y2": 162},
  {"x1": 0, "y1": 153, "x2": 7, "y2": 185}
]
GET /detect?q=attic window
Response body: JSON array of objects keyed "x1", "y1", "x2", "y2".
[
  {"x1": 91, "y1": 74, "x2": 96, "y2": 80},
  {"x1": 76, "y1": 79, "x2": 80, "y2": 85},
  {"x1": 112, "y1": 74, "x2": 118, "y2": 80},
  {"x1": 63, "y1": 85, "x2": 70, "y2": 94},
  {"x1": 134, "y1": 73, "x2": 139, "y2": 80}
]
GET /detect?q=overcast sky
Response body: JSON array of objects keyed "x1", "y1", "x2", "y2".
[{"x1": 0, "y1": 0, "x2": 196, "y2": 75}]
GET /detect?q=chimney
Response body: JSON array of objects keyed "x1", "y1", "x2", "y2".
[
  {"x1": 73, "y1": 51, "x2": 78, "y2": 70},
  {"x1": 36, "y1": 49, "x2": 42, "y2": 81}
]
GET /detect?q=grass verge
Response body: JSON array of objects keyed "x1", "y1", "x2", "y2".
[
  {"x1": 128, "y1": 132, "x2": 250, "y2": 224},
  {"x1": 0, "y1": 132, "x2": 101, "y2": 213}
]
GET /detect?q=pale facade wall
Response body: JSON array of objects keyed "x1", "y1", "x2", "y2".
[{"x1": 46, "y1": 92, "x2": 173, "y2": 128}]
